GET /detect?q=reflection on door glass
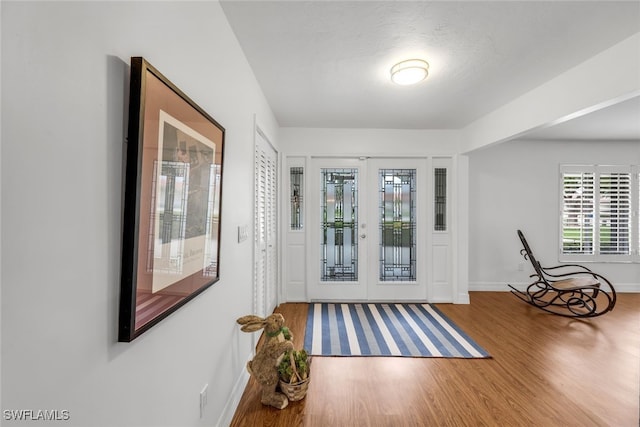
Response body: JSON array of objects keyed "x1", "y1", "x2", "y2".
[
  {"x1": 320, "y1": 169, "x2": 358, "y2": 281},
  {"x1": 379, "y1": 169, "x2": 416, "y2": 281}
]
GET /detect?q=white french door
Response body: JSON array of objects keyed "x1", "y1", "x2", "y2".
[{"x1": 307, "y1": 157, "x2": 427, "y2": 301}]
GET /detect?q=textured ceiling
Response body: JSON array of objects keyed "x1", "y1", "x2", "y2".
[{"x1": 221, "y1": 1, "x2": 640, "y2": 136}]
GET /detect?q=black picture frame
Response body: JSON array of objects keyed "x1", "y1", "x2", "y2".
[{"x1": 119, "y1": 57, "x2": 225, "y2": 342}]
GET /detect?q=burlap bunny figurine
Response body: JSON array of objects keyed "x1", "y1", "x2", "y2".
[{"x1": 236, "y1": 313, "x2": 294, "y2": 409}]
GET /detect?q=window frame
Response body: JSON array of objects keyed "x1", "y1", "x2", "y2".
[{"x1": 559, "y1": 164, "x2": 639, "y2": 263}]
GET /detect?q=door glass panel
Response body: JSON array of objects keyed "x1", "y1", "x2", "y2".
[
  {"x1": 379, "y1": 169, "x2": 416, "y2": 281},
  {"x1": 290, "y1": 167, "x2": 304, "y2": 230},
  {"x1": 434, "y1": 168, "x2": 447, "y2": 231},
  {"x1": 320, "y1": 168, "x2": 358, "y2": 281}
]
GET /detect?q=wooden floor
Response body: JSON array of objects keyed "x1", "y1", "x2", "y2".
[{"x1": 230, "y1": 292, "x2": 640, "y2": 426}]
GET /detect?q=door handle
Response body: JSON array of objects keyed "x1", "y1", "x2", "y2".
[{"x1": 360, "y1": 234, "x2": 367, "y2": 239}]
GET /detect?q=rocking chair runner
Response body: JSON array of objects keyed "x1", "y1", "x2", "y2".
[{"x1": 508, "y1": 230, "x2": 616, "y2": 318}]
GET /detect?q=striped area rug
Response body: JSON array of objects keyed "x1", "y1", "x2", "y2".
[{"x1": 303, "y1": 303, "x2": 490, "y2": 358}]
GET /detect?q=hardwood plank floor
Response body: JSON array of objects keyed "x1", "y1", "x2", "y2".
[{"x1": 230, "y1": 292, "x2": 640, "y2": 426}]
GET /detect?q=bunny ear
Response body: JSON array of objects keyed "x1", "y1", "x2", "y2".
[
  {"x1": 236, "y1": 315, "x2": 267, "y2": 333},
  {"x1": 240, "y1": 322, "x2": 266, "y2": 333},
  {"x1": 236, "y1": 315, "x2": 263, "y2": 325}
]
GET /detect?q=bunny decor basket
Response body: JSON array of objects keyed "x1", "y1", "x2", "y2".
[
  {"x1": 278, "y1": 349, "x2": 311, "y2": 401},
  {"x1": 279, "y1": 377, "x2": 310, "y2": 401},
  {"x1": 236, "y1": 313, "x2": 295, "y2": 409}
]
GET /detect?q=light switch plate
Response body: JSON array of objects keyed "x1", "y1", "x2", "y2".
[{"x1": 238, "y1": 225, "x2": 249, "y2": 243}]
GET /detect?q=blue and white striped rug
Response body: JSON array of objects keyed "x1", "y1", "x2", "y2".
[{"x1": 303, "y1": 303, "x2": 490, "y2": 358}]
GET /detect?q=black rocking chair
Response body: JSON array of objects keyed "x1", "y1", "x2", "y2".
[{"x1": 508, "y1": 230, "x2": 616, "y2": 318}]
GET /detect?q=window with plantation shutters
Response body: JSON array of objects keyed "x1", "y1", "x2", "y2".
[{"x1": 560, "y1": 165, "x2": 639, "y2": 263}]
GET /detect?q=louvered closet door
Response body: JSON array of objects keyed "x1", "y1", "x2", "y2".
[{"x1": 254, "y1": 130, "x2": 278, "y2": 317}]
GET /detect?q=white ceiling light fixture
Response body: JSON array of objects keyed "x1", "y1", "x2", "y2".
[{"x1": 390, "y1": 59, "x2": 429, "y2": 85}]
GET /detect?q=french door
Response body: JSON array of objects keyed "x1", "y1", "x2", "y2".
[{"x1": 308, "y1": 157, "x2": 427, "y2": 301}]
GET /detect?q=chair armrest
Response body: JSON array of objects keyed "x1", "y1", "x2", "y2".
[{"x1": 541, "y1": 263, "x2": 593, "y2": 277}]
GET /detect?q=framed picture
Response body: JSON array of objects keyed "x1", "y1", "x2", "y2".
[{"x1": 119, "y1": 57, "x2": 225, "y2": 342}]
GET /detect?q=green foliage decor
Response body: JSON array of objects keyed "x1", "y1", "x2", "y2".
[{"x1": 278, "y1": 349, "x2": 310, "y2": 384}]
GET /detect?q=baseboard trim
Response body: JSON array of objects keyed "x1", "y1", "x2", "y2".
[
  {"x1": 455, "y1": 292, "x2": 470, "y2": 304},
  {"x1": 216, "y1": 355, "x2": 251, "y2": 427},
  {"x1": 469, "y1": 282, "x2": 640, "y2": 293}
]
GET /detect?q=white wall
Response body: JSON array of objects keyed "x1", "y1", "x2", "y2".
[
  {"x1": 280, "y1": 127, "x2": 461, "y2": 155},
  {"x1": 468, "y1": 139, "x2": 640, "y2": 291},
  {"x1": 1, "y1": 2, "x2": 278, "y2": 426}
]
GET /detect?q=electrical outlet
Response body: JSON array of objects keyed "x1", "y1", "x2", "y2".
[{"x1": 200, "y1": 384, "x2": 208, "y2": 419}]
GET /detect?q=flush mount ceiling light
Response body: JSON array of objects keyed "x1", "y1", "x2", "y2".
[{"x1": 390, "y1": 59, "x2": 429, "y2": 85}]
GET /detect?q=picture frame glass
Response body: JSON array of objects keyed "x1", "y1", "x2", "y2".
[{"x1": 120, "y1": 58, "x2": 224, "y2": 341}]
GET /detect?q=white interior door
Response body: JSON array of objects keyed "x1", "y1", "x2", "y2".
[
  {"x1": 254, "y1": 129, "x2": 278, "y2": 316},
  {"x1": 308, "y1": 157, "x2": 427, "y2": 301}
]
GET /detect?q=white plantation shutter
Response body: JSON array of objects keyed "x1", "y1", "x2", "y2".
[
  {"x1": 598, "y1": 171, "x2": 630, "y2": 255},
  {"x1": 560, "y1": 165, "x2": 637, "y2": 262},
  {"x1": 561, "y1": 169, "x2": 595, "y2": 255}
]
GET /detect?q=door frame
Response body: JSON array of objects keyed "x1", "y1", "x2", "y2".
[{"x1": 281, "y1": 153, "x2": 470, "y2": 305}]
